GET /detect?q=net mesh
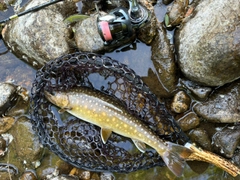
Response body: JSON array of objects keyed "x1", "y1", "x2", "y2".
[{"x1": 30, "y1": 52, "x2": 190, "y2": 173}]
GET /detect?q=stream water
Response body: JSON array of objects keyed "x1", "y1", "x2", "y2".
[{"x1": 0, "y1": 1, "x2": 239, "y2": 180}]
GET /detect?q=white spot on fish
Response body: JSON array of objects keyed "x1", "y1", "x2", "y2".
[{"x1": 220, "y1": 149, "x2": 225, "y2": 154}]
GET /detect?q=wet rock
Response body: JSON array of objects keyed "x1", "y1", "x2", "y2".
[
  {"x1": 20, "y1": 170, "x2": 38, "y2": 180},
  {"x1": 175, "y1": 0, "x2": 240, "y2": 86},
  {"x1": 104, "y1": 0, "x2": 127, "y2": 8},
  {"x1": 179, "y1": 78, "x2": 212, "y2": 100},
  {"x1": 8, "y1": 116, "x2": 44, "y2": 170},
  {"x1": 6, "y1": 87, "x2": 29, "y2": 117},
  {"x1": 15, "y1": 86, "x2": 29, "y2": 101},
  {"x1": 56, "y1": 161, "x2": 74, "y2": 175},
  {"x1": 137, "y1": 10, "x2": 157, "y2": 44},
  {"x1": 188, "y1": 128, "x2": 212, "y2": 151},
  {"x1": 162, "y1": 0, "x2": 174, "y2": 5},
  {"x1": 92, "y1": 0, "x2": 128, "y2": 12},
  {"x1": 144, "y1": 22, "x2": 177, "y2": 97},
  {"x1": 0, "y1": 0, "x2": 7, "y2": 11},
  {"x1": 231, "y1": 149, "x2": 240, "y2": 167},
  {"x1": 171, "y1": 90, "x2": 191, "y2": 113},
  {"x1": 80, "y1": 0, "x2": 99, "y2": 14},
  {"x1": 100, "y1": 172, "x2": 115, "y2": 180},
  {"x1": 0, "y1": 163, "x2": 18, "y2": 179},
  {"x1": 0, "y1": 83, "x2": 29, "y2": 118},
  {"x1": 91, "y1": 173, "x2": 100, "y2": 180},
  {"x1": 2, "y1": 0, "x2": 75, "y2": 68},
  {"x1": 54, "y1": 0, "x2": 78, "y2": 18},
  {"x1": 212, "y1": 125, "x2": 240, "y2": 158},
  {"x1": 44, "y1": 168, "x2": 59, "y2": 180},
  {"x1": 0, "y1": 83, "x2": 17, "y2": 115},
  {"x1": 50, "y1": 175, "x2": 79, "y2": 180},
  {"x1": 43, "y1": 167, "x2": 78, "y2": 180},
  {"x1": 0, "y1": 135, "x2": 7, "y2": 157},
  {"x1": 36, "y1": 149, "x2": 74, "y2": 179},
  {"x1": 165, "y1": 0, "x2": 189, "y2": 27},
  {"x1": 194, "y1": 80, "x2": 240, "y2": 123},
  {"x1": 0, "y1": 134, "x2": 14, "y2": 158},
  {"x1": 176, "y1": 112, "x2": 200, "y2": 131},
  {"x1": 39, "y1": 167, "x2": 56, "y2": 179},
  {"x1": 0, "y1": 133, "x2": 30, "y2": 178},
  {"x1": 1, "y1": 133, "x2": 13, "y2": 147},
  {"x1": 0, "y1": 117, "x2": 15, "y2": 133},
  {"x1": 74, "y1": 15, "x2": 104, "y2": 52},
  {"x1": 0, "y1": 0, "x2": 17, "y2": 11},
  {"x1": 74, "y1": 169, "x2": 90, "y2": 180}
]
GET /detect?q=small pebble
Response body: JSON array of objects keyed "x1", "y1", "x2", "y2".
[
  {"x1": 231, "y1": 149, "x2": 240, "y2": 167},
  {"x1": 212, "y1": 125, "x2": 240, "y2": 158},
  {"x1": 162, "y1": 0, "x2": 174, "y2": 5},
  {"x1": 100, "y1": 172, "x2": 115, "y2": 180},
  {"x1": 188, "y1": 128, "x2": 212, "y2": 151},
  {"x1": 79, "y1": 171, "x2": 90, "y2": 180},
  {"x1": 0, "y1": 83, "x2": 17, "y2": 115},
  {"x1": 75, "y1": 169, "x2": 91, "y2": 180},
  {"x1": 180, "y1": 79, "x2": 212, "y2": 100},
  {"x1": 19, "y1": 170, "x2": 38, "y2": 180},
  {"x1": 0, "y1": 116, "x2": 15, "y2": 133},
  {"x1": 91, "y1": 173, "x2": 100, "y2": 180},
  {"x1": 0, "y1": 135, "x2": 7, "y2": 157},
  {"x1": 177, "y1": 112, "x2": 200, "y2": 131},
  {"x1": 171, "y1": 91, "x2": 191, "y2": 113}
]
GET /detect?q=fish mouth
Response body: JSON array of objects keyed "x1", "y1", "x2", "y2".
[
  {"x1": 44, "y1": 90, "x2": 57, "y2": 104},
  {"x1": 44, "y1": 90, "x2": 53, "y2": 96}
]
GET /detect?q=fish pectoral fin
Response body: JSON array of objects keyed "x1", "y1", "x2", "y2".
[
  {"x1": 100, "y1": 128, "x2": 112, "y2": 144},
  {"x1": 132, "y1": 139, "x2": 146, "y2": 153},
  {"x1": 58, "y1": 107, "x2": 72, "y2": 114},
  {"x1": 161, "y1": 142, "x2": 192, "y2": 177}
]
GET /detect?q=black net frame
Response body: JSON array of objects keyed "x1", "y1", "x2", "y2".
[{"x1": 30, "y1": 52, "x2": 190, "y2": 173}]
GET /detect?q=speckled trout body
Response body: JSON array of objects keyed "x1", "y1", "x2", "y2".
[{"x1": 44, "y1": 87, "x2": 191, "y2": 177}]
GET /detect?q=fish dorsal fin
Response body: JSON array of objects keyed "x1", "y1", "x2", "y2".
[
  {"x1": 100, "y1": 128, "x2": 112, "y2": 144},
  {"x1": 132, "y1": 139, "x2": 146, "y2": 153}
]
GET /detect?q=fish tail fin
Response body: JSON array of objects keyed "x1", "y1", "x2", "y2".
[{"x1": 160, "y1": 142, "x2": 192, "y2": 177}]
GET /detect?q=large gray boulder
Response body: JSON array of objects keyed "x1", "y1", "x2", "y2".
[
  {"x1": 194, "y1": 79, "x2": 240, "y2": 123},
  {"x1": 175, "y1": 0, "x2": 240, "y2": 86},
  {"x1": 2, "y1": 0, "x2": 75, "y2": 68}
]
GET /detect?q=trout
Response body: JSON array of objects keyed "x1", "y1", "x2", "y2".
[{"x1": 44, "y1": 87, "x2": 192, "y2": 176}]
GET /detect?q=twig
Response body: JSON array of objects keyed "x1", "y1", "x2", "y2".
[{"x1": 185, "y1": 143, "x2": 240, "y2": 177}]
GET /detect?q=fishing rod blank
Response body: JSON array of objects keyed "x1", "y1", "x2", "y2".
[{"x1": 0, "y1": 0, "x2": 65, "y2": 24}]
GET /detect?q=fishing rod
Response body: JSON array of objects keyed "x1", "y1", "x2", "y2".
[{"x1": 0, "y1": 0, "x2": 65, "y2": 25}]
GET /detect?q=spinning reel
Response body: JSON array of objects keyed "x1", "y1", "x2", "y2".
[{"x1": 97, "y1": 0, "x2": 151, "y2": 45}]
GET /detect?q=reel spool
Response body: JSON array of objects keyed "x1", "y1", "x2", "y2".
[
  {"x1": 97, "y1": 7, "x2": 133, "y2": 45},
  {"x1": 97, "y1": 0, "x2": 151, "y2": 46}
]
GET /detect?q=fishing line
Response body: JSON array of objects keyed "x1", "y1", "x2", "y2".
[{"x1": 0, "y1": 0, "x2": 65, "y2": 25}]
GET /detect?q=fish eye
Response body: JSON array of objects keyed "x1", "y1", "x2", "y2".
[{"x1": 50, "y1": 91, "x2": 56, "y2": 96}]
